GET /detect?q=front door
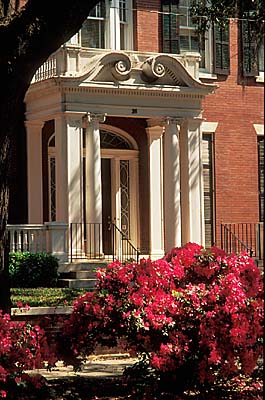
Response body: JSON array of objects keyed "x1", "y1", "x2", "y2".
[{"x1": 101, "y1": 154, "x2": 138, "y2": 255}]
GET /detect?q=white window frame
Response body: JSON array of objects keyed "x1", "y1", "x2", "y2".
[
  {"x1": 179, "y1": 0, "x2": 217, "y2": 78},
  {"x1": 69, "y1": 0, "x2": 133, "y2": 51}
]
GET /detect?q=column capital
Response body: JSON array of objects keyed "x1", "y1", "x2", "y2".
[
  {"x1": 25, "y1": 120, "x2": 44, "y2": 130},
  {"x1": 146, "y1": 120, "x2": 163, "y2": 141},
  {"x1": 147, "y1": 118, "x2": 165, "y2": 128},
  {"x1": 164, "y1": 117, "x2": 183, "y2": 126},
  {"x1": 86, "y1": 112, "x2": 107, "y2": 124}
]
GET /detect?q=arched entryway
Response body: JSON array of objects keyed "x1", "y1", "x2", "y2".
[
  {"x1": 45, "y1": 123, "x2": 139, "y2": 257},
  {"x1": 98, "y1": 128, "x2": 139, "y2": 254}
]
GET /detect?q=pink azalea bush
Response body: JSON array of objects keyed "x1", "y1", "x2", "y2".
[
  {"x1": 0, "y1": 310, "x2": 55, "y2": 398},
  {"x1": 62, "y1": 243, "x2": 263, "y2": 389}
]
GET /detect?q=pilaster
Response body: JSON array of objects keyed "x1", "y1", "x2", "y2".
[
  {"x1": 180, "y1": 119, "x2": 205, "y2": 245},
  {"x1": 84, "y1": 112, "x2": 106, "y2": 256},
  {"x1": 163, "y1": 117, "x2": 182, "y2": 252},
  {"x1": 26, "y1": 120, "x2": 44, "y2": 224},
  {"x1": 146, "y1": 119, "x2": 164, "y2": 259}
]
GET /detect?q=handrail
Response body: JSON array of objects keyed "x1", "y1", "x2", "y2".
[
  {"x1": 69, "y1": 221, "x2": 140, "y2": 263},
  {"x1": 221, "y1": 222, "x2": 263, "y2": 260},
  {"x1": 221, "y1": 223, "x2": 253, "y2": 256},
  {"x1": 109, "y1": 221, "x2": 140, "y2": 263}
]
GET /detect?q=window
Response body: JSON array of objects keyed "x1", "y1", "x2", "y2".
[
  {"x1": 241, "y1": 20, "x2": 264, "y2": 77},
  {"x1": 81, "y1": 2, "x2": 106, "y2": 48},
  {"x1": 161, "y1": 0, "x2": 207, "y2": 70},
  {"x1": 213, "y1": 24, "x2": 230, "y2": 74},
  {"x1": 258, "y1": 136, "x2": 264, "y2": 222},
  {"x1": 80, "y1": 0, "x2": 133, "y2": 50},
  {"x1": 119, "y1": 0, "x2": 128, "y2": 50},
  {"x1": 162, "y1": 0, "x2": 179, "y2": 53},
  {"x1": 202, "y1": 134, "x2": 215, "y2": 247}
]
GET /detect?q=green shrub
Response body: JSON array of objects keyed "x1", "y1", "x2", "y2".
[{"x1": 9, "y1": 252, "x2": 59, "y2": 288}]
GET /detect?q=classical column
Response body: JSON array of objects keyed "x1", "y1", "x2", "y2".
[
  {"x1": 180, "y1": 119, "x2": 205, "y2": 246},
  {"x1": 163, "y1": 117, "x2": 182, "y2": 252},
  {"x1": 55, "y1": 113, "x2": 83, "y2": 224},
  {"x1": 85, "y1": 113, "x2": 106, "y2": 257},
  {"x1": 146, "y1": 120, "x2": 164, "y2": 259},
  {"x1": 55, "y1": 113, "x2": 84, "y2": 257},
  {"x1": 26, "y1": 120, "x2": 43, "y2": 224}
]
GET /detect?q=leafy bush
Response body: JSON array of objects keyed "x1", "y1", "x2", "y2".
[
  {"x1": 0, "y1": 309, "x2": 56, "y2": 398},
  {"x1": 9, "y1": 252, "x2": 59, "y2": 288},
  {"x1": 62, "y1": 243, "x2": 263, "y2": 391}
]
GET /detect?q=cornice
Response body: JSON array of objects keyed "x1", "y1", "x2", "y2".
[{"x1": 60, "y1": 84, "x2": 207, "y2": 100}]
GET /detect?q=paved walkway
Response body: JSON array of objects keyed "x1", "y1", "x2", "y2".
[{"x1": 34, "y1": 354, "x2": 137, "y2": 380}]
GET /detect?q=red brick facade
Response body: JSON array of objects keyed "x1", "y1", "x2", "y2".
[
  {"x1": 202, "y1": 21, "x2": 264, "y2": 244},
  {"x1": 133, "y1": 6, "x2": 264, "y2": 246}
]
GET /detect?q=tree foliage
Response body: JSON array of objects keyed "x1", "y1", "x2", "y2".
[{"x1": 190, "y1": 0, "x2": 264, "y2": 40}]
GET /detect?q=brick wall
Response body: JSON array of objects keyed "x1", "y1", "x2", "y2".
[
  {"x1": 134, "y1": 0, "x2": 161, "y2": 52},
  {"x1": 201, "y1": 20, "x2": 264, "y2": 245}
]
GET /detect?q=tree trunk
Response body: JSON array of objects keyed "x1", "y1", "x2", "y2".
[
  {"x1": 0, "y1": 0, "x2": 100, "y2": 312},
  {"x1": 0, "y1": 85, "x2": 27, "y2": 313},
  {"x1": 0, "y1": 119, "x2": 11, "y2": 314}
]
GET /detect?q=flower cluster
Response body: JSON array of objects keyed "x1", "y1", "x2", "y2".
[
  {"x1": 62, "y1": 243, "x2": 263, "y2": 387},
  {"x1": 0, "y1": 310, "x2": 55, "y2": 398}
]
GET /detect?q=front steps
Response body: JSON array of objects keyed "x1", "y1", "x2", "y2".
[{"x1": 58, "y1": 261, "x2": 109, "y2": 289}]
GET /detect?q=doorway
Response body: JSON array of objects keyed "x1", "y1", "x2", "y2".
[{"x1": 101, "y1": 158, "x2": 112, "y2": 254}]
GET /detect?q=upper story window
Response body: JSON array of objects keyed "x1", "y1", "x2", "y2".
[
  {"x1": 161, "y1": 0, "x2": 208, "y2": 70},
  {"x1": 81, "y1": 2, "x2": 106, "y2": 48},
  {"x1": 213, "y1": 24, "x2": 230, "y2": 74},
  {"x1": 78, "y1": 0, "x2": 133, "y2": 51},
  {"x1": 241, "y1": 20, "x2": 264, "y2": 78}
]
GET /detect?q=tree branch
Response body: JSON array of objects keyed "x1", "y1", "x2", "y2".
[{"x1": 0, "y1": 0, "x2": 100, "y2": 83}]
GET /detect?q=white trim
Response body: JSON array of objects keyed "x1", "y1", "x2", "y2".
[
  {"x1": 201, "y1": 121, "x2": 219, "y2": 132},
  {"x1": 101, "y1": 149, "x2": 138, "y2": 159},
  {"x1": 256, "y1": 72, "x2": 264, "y2": 83},
  {"x1": 254, "y1": 124, "x2": 264, "y2": 136},
  {"x1": 199, "y1": 72, "x2": 218, "y2": 80}
]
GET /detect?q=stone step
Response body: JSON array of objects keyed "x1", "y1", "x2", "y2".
[
  {"x1": 58, "y1": 278, "x2": 97, "y2": 289},
  {"x1": 60, "y1": 270, "x2": 97, "y2": 279},
  {"x1": 58, "y1": 261, "x2": 108, "y2": 273}
]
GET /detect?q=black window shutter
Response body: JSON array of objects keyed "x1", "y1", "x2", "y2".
[
  {"x1": 202, "y1": 134, "x2": 215, "y2": 248},
  {"x1": 213, "y1": 24, "x2": 230, "y2": 74},
  {"x1": 241, "y1": 20, "x2": 258, "y2": 76},
  {"x1": 162, "y1": 0, "x2": 180, "y2": 54}
]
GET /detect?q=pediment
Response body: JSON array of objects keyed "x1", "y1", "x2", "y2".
[{"x1": 69, "y1": 52, "x2": 215, "y2": 92}]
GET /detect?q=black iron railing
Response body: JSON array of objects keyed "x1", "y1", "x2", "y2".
[
  {"x1": 70, "y1": 222, "x2": 140, "y2": 263},
  {"x1": 221, "y1": 223, "x2": 263, "y2": 260},
  {"x1": 109, "y1": 221, "x2": 140, "y2": 264}
]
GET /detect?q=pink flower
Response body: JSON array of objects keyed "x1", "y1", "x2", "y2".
[{"x1": 17, "y1": 300, "x2": 23, "y2": 308}]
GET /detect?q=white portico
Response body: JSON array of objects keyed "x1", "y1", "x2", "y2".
[{"x1": 25, "y1": 47, "x2": 216, "y2": 259}]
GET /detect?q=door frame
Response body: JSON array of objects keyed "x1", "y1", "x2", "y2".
[{"x1": 101, "y1": 148, "x2": 139, "y2": 248}]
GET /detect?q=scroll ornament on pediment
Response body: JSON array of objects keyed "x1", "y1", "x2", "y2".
[
  {"x1": 79, "y1": 53, "x2": 216, "y2": 92},
  {"x1": 141, "y1": 55, "x2": 191, "y2": 86},
  {"x1": 86, "y1": 52, "x2": 132, "y2": 82}
]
